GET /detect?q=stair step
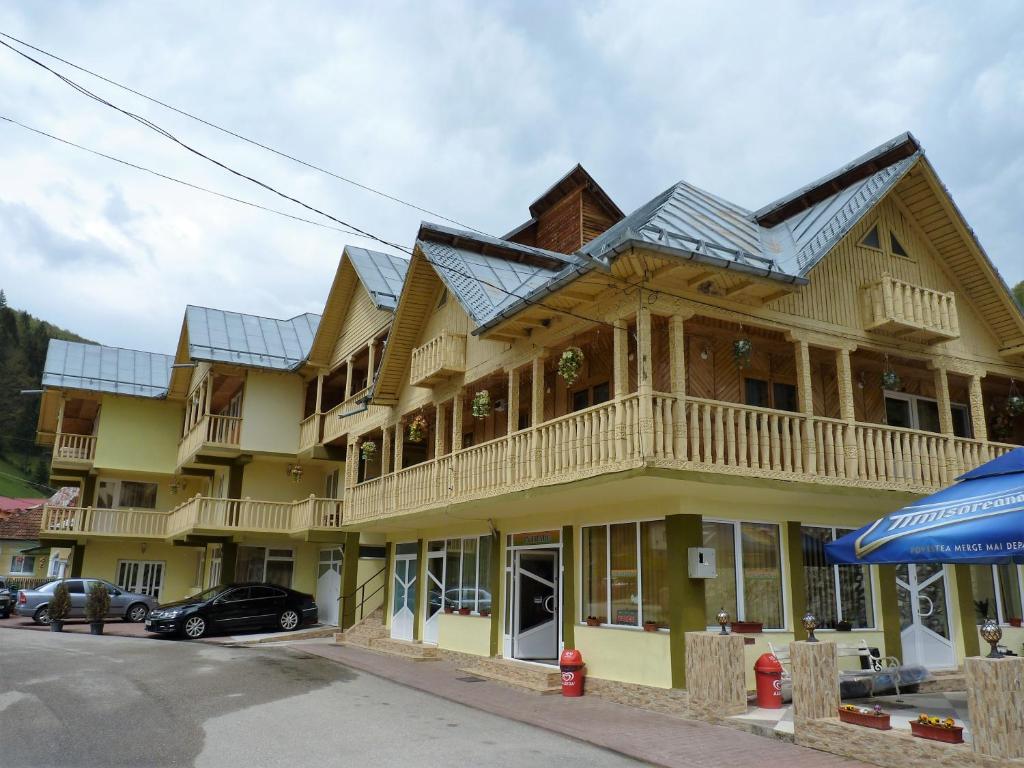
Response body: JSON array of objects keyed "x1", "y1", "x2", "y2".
[
  {"x1": 368, "y1": 637, "x2": 441, "y2": 659},
  {"x1": 459, "y1": 665, "x2": 561, "y2": 694},
  {"x1": 459, "y1": 656, "x2": 562, "y2": 692}
]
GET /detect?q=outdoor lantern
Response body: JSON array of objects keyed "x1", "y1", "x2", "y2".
[
  {"x1": 980, "y1": 618, "x2": 1003, "y2": 658},
  {"x1": 802, "y1": 611, "x2": 819, "y2": 642},
  {"x1": 716, "y1": 608, "x2": 730, "y2": 635}
]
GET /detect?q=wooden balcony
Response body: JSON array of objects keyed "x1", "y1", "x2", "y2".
[
  {"x1": 321, "y1": 387, "x2": 385, "y2": 446},
  {"x1": 410, "y1": 332, "x2": 467, "y2": 387},
  {"x1": 177, "y1": 413, "x2": 243, "y2": 467},
  {"x1": 299, "y1": 412, "x2": 321, "y2": 452},
  {"x1": 51, "y1": 433, "x2": 97, "y2": 469},
  {"x1": 862, "y1": 275, "x2": 959, "y2": 343},
  {"x1": 346, "y1": 393, "x2": 1016, "y2": 526},
  {"x1": 41, "y1": 495, "x2": 345, "y2": 542}
]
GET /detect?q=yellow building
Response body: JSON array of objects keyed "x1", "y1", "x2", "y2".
[{"x1": 33, "y1": 135, "x2": 1024, "y2": 693}]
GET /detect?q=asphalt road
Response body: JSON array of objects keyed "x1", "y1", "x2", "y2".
[{"x1": 0, "y1": 630, "x2": 640, "y2": 768}]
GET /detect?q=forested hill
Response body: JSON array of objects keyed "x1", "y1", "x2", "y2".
[{"x1": 0, "y1": 289, "x2": 92, "y2": 494}]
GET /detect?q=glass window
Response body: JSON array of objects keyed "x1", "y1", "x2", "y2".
[
  {"x1": 970, "y1": 565, "x2": 1023, "y2": 625},
  {"x1": 802, "y1": 526, "x2": 875, "y2": 629},
  {"x1": 860, "y1": 226, "x2": 881, "y2": 250},
  {"x1": 951, "y1": 406, "x2": 972, "y2": 439},
  {"x1": 66, "y1": 580, "x2": 85, "y2": 594},
  {"x1": 95, "y1": 479, "x2": 158, "y2": 509},
  {"x1": 703, "y1": 521, "x2": 784, "y2": 629},
  {"x1": 582, "y1": 521, "x2": 667, "y2": 627},
  {"x1": 572, "y1": 389, "x2": 590, "y2": 413},
  {"x1": 434, "y1": 536, "x2": 491, "y2": 613},
  {"x1": 744, "y1": 378, "x2": 770, "y2": 408},
  {"x1": 772, "y1": 383, "x2": 798, "y2": 412},
  {"x1": 885, "y1": 396, "x2": 912, "y2": 427},
  {"x1": 9, "y1": 556, "x2": 36, "y2": 575},
  {"x1": 592, "y1": 382, "x2": 610, "y2": 405},
  {"x1": 916, "y1": 400, "x2": 941, "y2": 433},
  {"x1": 890, "y1": 232, "x2": 909, "y2": 257}
]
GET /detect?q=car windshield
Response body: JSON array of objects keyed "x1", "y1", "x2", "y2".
[{"x1": 191, "y1": 585, "x2": 227, "y2": 602}]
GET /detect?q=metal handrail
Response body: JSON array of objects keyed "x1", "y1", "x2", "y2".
[{"x1": 339, "y1": 565, "x2": 386, "y2": 625}]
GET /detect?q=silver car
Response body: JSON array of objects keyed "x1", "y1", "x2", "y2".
[{"x1": 15, "y1": 578, "x2": 158, "y2": 624}]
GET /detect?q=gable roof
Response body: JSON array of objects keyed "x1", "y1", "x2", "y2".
[
  {"x1": 347, "y1": 247, "x2": 410, "y2": 311},
  {"x1": 0, "y1": 505, "x2": 44, "y2": 540},
  {"x1": 183, "y1": 305, "x2": 320, "y2": 371},
  {"x1": 504, "y1": 164, "x2": 624, "y2": 242},
  {"x1": 42, "y1": 339, "x2": 173, "y2": 398}
]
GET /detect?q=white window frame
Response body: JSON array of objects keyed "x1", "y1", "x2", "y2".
[
  {"x1": 433, "y1": 535, "x2": 492, "y2": 615},
  {"x1": 116, "y1": 559, "x2": 166, "y2": 599},
  {"x1": 703, "y1": 518, "x2": 788, "y2": 631},
  {"x1": 801, "y1": 524, "x2": 878, "y2": 631},
  {"x1": 209, "y1": 545, "x2": 222, "y2": 587},
  {"x1": 883, "y1": 390, "x2": 971, "y2": 438},
  {"x1": 976, "y1": 564, "x2": 1024, "y2": 626},
  {"x1": 9, "y1": 555, "x2": 37, "y2": 575},
  {"x1": 95, "y1": 478, "x2": 159, "y2": 509},
  {"x1": 579, "y1": 518, "x2": 665, "y2": 630}
]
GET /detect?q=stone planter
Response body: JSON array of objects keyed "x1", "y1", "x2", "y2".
[
  {"x1": 910, "y1": 720, "x2": 963, "y2": 743},
  {"x1": 838, "y1": 708, "x2": 891, "y2": 730}
]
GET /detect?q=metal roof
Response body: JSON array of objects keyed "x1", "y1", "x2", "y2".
[
  {"x1": 346, "y1": 247, "x2": 410, "y2": 311},
  {"x1": 42, "y1": 339, "x2": 173, "y2": 397},
  {"x1": 185, "y1": 305, "x2": 320, "y2": 370}
]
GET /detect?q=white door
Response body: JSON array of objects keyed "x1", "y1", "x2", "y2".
[
  {"x1": 896, "y1": 563, "x2": 956, "y2": 669},
  {"x1": 424, "y1": 550, "x2": 444, "y2": 645},
  {"x1": 513, "y1": 550, "x2": 559, "y2": 661},
  {"x1": 317, "y1": 547, "x2": 343, "y2": 626},
  {"x1": 391, "y1": 552, "x2": 417, "y2": 641},
  {"x1": 116, "y1": 560, "x2": 165, "y2": 600}
]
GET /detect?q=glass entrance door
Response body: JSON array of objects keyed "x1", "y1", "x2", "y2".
[
  {"x1": 424, "y1": 549, "x2": 444, "y2": 645},
  {"x1": 513, "y1": 550, "x2": 559, "y2": 661},
  {"x1": 391, "y1": 548, "x2": 418, "y2": 641},
  {"x1": 896, "y1": 563, "x2": 956, "y2": 669},
  {"x1": 316, "y1": 547, "x2": 343, "y2": 625}
]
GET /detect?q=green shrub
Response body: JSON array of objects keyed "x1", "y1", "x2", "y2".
[
  {"x1": 85, "y1": 582, "x2": 110, "y2": 622},
  {"x1": 49, "y1": 581, "x2": 71, "y2": 621}
]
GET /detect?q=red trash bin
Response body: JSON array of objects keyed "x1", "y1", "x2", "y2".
[
  {"x1": 754, "y1": 653, "x2": 784, "y2": 708},
  {"x1": 560, "y1": 648, "x2": 585, "y2": 697}
]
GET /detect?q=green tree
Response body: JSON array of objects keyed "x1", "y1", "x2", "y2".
[
  {"x1": 1013, "y1": 280, "x2": 1024, "y2": 312},
  {"x1": 0, "y1": 289, "x2": 7, "y2": 308}
]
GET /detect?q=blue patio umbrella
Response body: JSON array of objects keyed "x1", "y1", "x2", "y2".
[{"x1": 827, "y1": 447, "x2": 1024, "y2": 565}]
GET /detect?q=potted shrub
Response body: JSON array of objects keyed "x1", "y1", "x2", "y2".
[
  {"x1": 48, "y1": 580, "x2": 71, "y2": 632},
  {"x1": 838, "y1": 704, "x2": 891, "y2": 730},
  {"x1": 643, "y1": 620, "x2": 659, "y2": 632},
  {"x1": 585, "y1": 616, "x2": 601, "y2": 627},
  {"x1": 557, "y1": 347, "x2": 584, "y2": 386},
  {"x1": 85, "y1": 581, "x2": 110, "y2": 635},
  {"x1": 910, "y1": 714, "x2": 964, "y2": 743}
]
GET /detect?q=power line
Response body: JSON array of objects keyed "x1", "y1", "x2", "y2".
[
  {"x1": 0, "y1": 30, "x2": 489, "y2": 236},
  {"x1": 0, "y1": 114, "x2": 374, "y2": 239}
]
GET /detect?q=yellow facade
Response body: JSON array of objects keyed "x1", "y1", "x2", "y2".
[{"x1": 93, "y1": 396, "x2": 183, "y2": 475}]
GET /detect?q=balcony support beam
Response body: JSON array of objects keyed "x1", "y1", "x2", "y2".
[
  {"x1": 794, "y1": 340, "x2": 817, "y2": 473},
  {"x1": 933, "y1": 366, "x2": 955, "y2": 437},
  {"x1": 613, "y1": 319, "x2": 629, "y2": 461},
  {"x1": 835, "y1": 348, "x2": 859, "y2": 477},
  {"x1": 669, "y1": 313, "x2": 693, "y2": 460},
  {"x1": 452, "y1": 391, "x2": 464, "y2": 452},
  {"x1": 314, "y1": 374, "x2": 324, "y2": 415},
  {"x1": 435, "y1": 402, "x2": 447, "y2": 457},
  {"x1": 367, "y1": 341, "x2": 377, "y2": 386},
  {"x1": 969, "y1": 374, "x2": 988, "y2": 442},
  {"x1": 394, "y1": 418, "x2": 405, "y2": 472},
  {"x1": 344, "y1": 356, "x2": 355, "y2": 401},
  {"x1": 381, "y1": 426, "x2": 392, "y2": 476},
  {"x1": 507, "y1": 368, "x2": 520, "y2": 436},
  {"x1": 531, "y1": 357, "x2": 545, "y2": 478}
]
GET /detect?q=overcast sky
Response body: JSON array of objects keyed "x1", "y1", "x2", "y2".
[{"x1": 1, "y1": 1, "x2": 1021, "y2": 353}]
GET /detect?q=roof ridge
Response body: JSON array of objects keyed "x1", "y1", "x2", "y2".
[
  {"x1": 186, "y1": 303, "x2": 322, "y2": 324},
  {"x1": 49, "y1": 338, "x2": 174, "y2": 360}
]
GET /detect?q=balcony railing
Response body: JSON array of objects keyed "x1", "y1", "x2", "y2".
[
  {"x1": 321, "y1": 387, "x2": 384, "y2": 446},
  {"x1": 52, "y1": 433, "x2": 97, "y2": 465},
  {"x1": 178, "y1": 413, "x2": 243, "y2": 466},
  {"x1": 410, "y1": 332, "x2": 467, "y2": 387},
  {"x1": 299, "y1": 413, "x2": 321, "y2": 452},
  {"x1": 862, "y1": 275, "x2": 959, "y2": 342},
  {"x1": 346, "y1": 393, "x2": 1016, "y2": 525},
  {"x1": 41, "y1": 496, "x2": 345, "y2": 540}
]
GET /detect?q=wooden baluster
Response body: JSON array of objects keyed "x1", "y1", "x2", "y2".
[
  {"x1": 780, "y1": 417, "x2": 792, "y2": 472},
  {"x1": 769, "y1": 415, "x2": 781, "y2": 471},
  {"x1": 689, "y1": 403, "x2": 700, "y2": 463},
  {"x1": 713, "y1": 406, "x2": 725, "y2": 466},
  {"x1": 748, "y1": 412, "x2": 760, "y2": 470},
  {"x1": 792, "y1": 418, "x2": 803, "y2": 474},
  {"x1": 725, "y1": 407, "x2": 737, "y2": 466},
  {"x1": 737, "y1": 408, "x2": 748, "y2": 468}
]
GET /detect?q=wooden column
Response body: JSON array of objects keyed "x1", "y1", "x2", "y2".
[
  {"x1": 344, "y1": 356, "x2": 355, "y2": 400},
  {"x1": 794, "y1": 340, "x2": 817, "y2": 473},
  {"x1": 346, "y1": 438, "x2": 360, "y2": 488},
  {"x1": 314, "y1": 374, "x2": 324, "y2": 414},
  {"x1": 56, "y1": 398, "x2": 66, "y2": 438},
  {"x1": 668, "y1": 314, "x2": 688, "y2": 459},
  {"x1": 451, "y1": 391, "x2": 464, "y2": 452},
  {"x1": 413, "y1": 538, "x2": 426, "y2": 641},
  {"x1": 969, "y1": 374, "x2": 988, "y2": 442},
  {"x1": 380, "y1": 426, "x2": 392, "y2": 475},
  {"x1": 636, "y1": 304, "x2": 654, "y2": 457},
  {"x1": 367, "y1": 341, "x2": 377, "y2": 386},
  {"x1": 612, "y1": 319, "x2": 629, "y2": 461},
  {"x1": 339, "y1": 531, "x2": 361, "y2": 630},
  {"x1": 531, "y1": 356, "x2": 545, "y2": 478},
  {"x1": 394, "y1": 419, "x2": 404, "y2": 472},
  {"x1": 489, "y1": 530, "x2": 502, "y2": 657},
  {"x1": 561, "y1": 524, "x2": 575, "y2": 651},
  {"x1": 507, "y1": 367, "x2": 520, "y2": 435},
  {"x1": 835, "y1": 347, "x2": 859, "y2": 477},
  {"x1": 434, "y1": 403, "x2": 447, "y2": 457},
  {"x1": 933, "y1": 366, "x2": 955, "y2": 436}
]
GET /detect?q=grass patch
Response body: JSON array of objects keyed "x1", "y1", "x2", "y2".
[{"x1": 0, "y1": 456, "x2": 47, "y2": 499}]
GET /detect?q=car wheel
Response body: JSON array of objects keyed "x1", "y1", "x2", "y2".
[
  {"x1": 126, "y1": 603, "x2": 149, "y2": 623},
  {"x1": 278, "y1": 609, "x2": 300, "y2": 631},
  {"x1": 1, "y1": 609, "x2": 9, "y2": 619},
  {"x1": 33, "y1": 606, "x2": 51, "y2": 625},
  {"x1": 183, "y1": 616, "x2": 207, "y2": 639}
]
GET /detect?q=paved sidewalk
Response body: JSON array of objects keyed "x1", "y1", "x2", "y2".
[
  {"x1": 0, "y1": 614, "x2": 151, "y2": 637},
  {"x1": 293, "y1": 642, "x2": 869, "y2": 768}
]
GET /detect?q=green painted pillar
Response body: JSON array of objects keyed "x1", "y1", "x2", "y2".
[
  {"x1": 786, "y1": 522, "x2": 808, "y2": 641},
  {"x1": 339, "y1": 532, "x2": 361, "y2": 630},
  {"x1": 220, "y1": 542, "x2": 238, "y2": 584},
  {"x1": 953, "y1": 564, "x2": 981, "y2": 658},
  {"x1": 666, "y1": 513, "x2": 706, "y2": 689},
  {"x1": 69, "y1": 543, "x2": 85, "y2": 578},
  {"x1": 877, "y1": 565, "x2": 903, "y2": 661},
  {"x1": 560, "y1": 525, "x2": 575, "y2": 651},
  {"x1": 489, "y1": 530, "x2": 502, "y2": 657},
  {"x1": 412, "y1": 538, "x2": 426, "y2": 642},
  {"x1": 380, "y1": 542, "x2": 393, "y2": 622}
]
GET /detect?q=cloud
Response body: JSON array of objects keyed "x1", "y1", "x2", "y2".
[{"x1": 0, "y1": 0, "x2": 1021, "y2": 354}]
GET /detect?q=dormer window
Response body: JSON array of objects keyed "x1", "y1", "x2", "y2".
[{"x1": 860, "y1": 225, "x2": 881, "y2": 250}]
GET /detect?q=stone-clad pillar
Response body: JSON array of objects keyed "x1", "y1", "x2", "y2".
[
  {"x1": 790, "y1": 640, "x2": 839, "y2": 723},
  {"x1": 967, "y1": 656, "x2": 1024, "y2": 758},
  {"x1": 684, "y1": 632, "x2": 746, "y2": 719}
]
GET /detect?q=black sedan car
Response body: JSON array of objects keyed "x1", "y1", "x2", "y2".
[{"x1": 144, "y1": 583, "x2": 317, "y2": 639}]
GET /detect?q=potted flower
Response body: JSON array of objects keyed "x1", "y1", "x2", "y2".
[
  {"x1": 479, "y1": 607, "x2": 491, "y2": 618},
  {"x1": 732, "y1": 338, "x2": 753, "y2": 369},
  {"x1": 471, "y1": 390, "x2": 491, "y2": 419},
  {"x1": 458, "y1": 606, "x2": 472, "y2": 616},
  {"x1": 407, "y1": 413, "x2": 428, "y2": 443},
  {"x1": 48, "y1": 580, "x2": 71, "y2": 632},
  {"x1": 838, "y1": 704, "x2": 891, "y2": 730},
  {"x1": 360, "y1": 441, "x2": 377, "y2": 461},
  {"x1": 643, "y1": 620, "x2": 659, "y2": 632},
  {"x1": 585, "y1": 616, "x2": 601, "y2": 627},
  {"x1": 557, "y1": 347, "x2": 585, "y2": 386},
  {"x1": 85, "y1": 581, "x2": 110, "y2": 635},
  {"x1": 1008, "y1": 617, "x2": 1022, "y2": 628},
  {"x1": 835, "y1": 619, "x2": 853, "y2": 632},
  {"x1": 443, "y1": 602, "x2": 455, "y2": 614},
  {"x1": 730, "y1": 619, "x2": 763, "y2": 634},
  {"x1": 910, "y1": 714, "x2": 964, "y2": 743}
]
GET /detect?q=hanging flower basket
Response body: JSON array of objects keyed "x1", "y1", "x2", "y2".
[
  {"x1": 557, "y1": 347, "x2": 585, "y2": 386},
  {"x1": 881, "y1": 368, "x2": 901, "y2": 391},
  {"x1": 732, "y1": 338, "x2": 753, "y2": 369},
  {"x1": 991, "y1": 410, "x2": 1013, "y2": 442},
  {"x1": 471, "y1": 390, "x2": 491, "y2": 419},
  {"x1": 360, "y1": 441, "x2": 377, "y2": 461},
  {"x1": 1007, "y1": 394, "x2": 1024, "y2": 417},
  {"x1": 407, "y1": 413, "x2": 428, "y2": 443}
]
